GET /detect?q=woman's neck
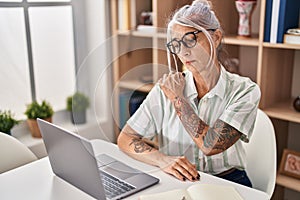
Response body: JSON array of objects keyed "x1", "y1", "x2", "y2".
[{"x1": 194, "y1": 61, "x2": 221, "y2": 99}]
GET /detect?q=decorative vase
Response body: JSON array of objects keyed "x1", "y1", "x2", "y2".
[
  {"x1": 293, "y1": 96, "x2": 300, "y2": 112},
  {"x1": 70, "y1": 110, "x2": 86, "y2": 124},
  {"x1": 235, "y1": 1, "x2": 256, "y2": 37},
  {"x1": 27, "y1": 117, "x2": 52, "y2": 138}
]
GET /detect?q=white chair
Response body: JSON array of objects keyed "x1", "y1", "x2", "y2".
[
  {"x1": 243, "y1": 109, "x2": 277, "y2": 199},
  {"x1": 0, "y1": 132, "x2": 38, "y2": 174}
]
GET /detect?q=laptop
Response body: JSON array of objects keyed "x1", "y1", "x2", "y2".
[{"x1": 37, "y1": 118, "x2": 159, "y2": 200}]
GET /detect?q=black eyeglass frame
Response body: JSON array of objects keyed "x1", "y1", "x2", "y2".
[{"x1": 166, "y1": 29, "x2": 216, "y2": 55}]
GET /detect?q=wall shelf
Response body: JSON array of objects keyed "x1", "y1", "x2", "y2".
[
  {"x1": 276, "y1": 173, "x2": 300, "y2": 192},
  {"x1": 224, "y1": 35, "x2": 259, "y2": 46},
  {"x1": 263, "y1": 43, "x2": 300, "y2": 50},
  {"x1": 264, "y1": 99, "x2": 300, "y2": 123}
]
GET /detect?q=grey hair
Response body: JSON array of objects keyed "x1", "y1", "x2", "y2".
[
  {"x1": 172, "y1": 0, "x2": 220, "y2": 30},
  {"x1": 166, "y1": 0, "x2": 226, "y2": 72}
]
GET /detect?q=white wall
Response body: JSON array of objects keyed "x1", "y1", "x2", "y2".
[{"x1": 76, "y1": 0, "x2": 114, "y2": 142}]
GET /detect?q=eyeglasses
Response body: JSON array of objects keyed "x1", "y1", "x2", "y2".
[{"x1": 166, "y1": 29, "x2": 216, "y2": 54}]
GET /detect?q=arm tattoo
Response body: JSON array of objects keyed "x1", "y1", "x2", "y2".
[
  {"x1": 173, "y1": 97, "x2": 241, "y2": 153},
  {"x1": 203, "y1": 119, "x2": 241, "y2": 151},
  {"x1": 129, "y1": 137, "x2": 153, "y2": 153},
  {"x1": 174, "y1": 96, "x2": 206, "y2": 138}
]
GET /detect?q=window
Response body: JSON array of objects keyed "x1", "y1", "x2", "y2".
[{"x1": 0, "y1": 0, "x2": 76, "y2": 118}]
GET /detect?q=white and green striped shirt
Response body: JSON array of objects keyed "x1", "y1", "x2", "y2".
[{"x1": 127, "y1": 66, "x2": 261, "y2": 175}]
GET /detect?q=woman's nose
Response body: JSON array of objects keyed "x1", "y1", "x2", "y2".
[{"x1": 179, "y1": 45, "x2": 191, "y2": 57}]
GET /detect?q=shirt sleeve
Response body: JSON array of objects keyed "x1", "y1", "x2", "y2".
[
  {"x1": 127, "y1": 84, "x2": 164, "y2": 139},
  {"x1": 219, "y1": 83, "x2": 261, "y2": 143}
]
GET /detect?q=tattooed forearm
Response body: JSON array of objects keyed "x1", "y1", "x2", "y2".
[
  {"x1": 174, "y1": 96, "x2": 207, "y2": 138},
  {"x1": 173, "y1": 97, "x2": 242, "y2": 155},
  {"x1": 203, "y1": 119, "x2": 242, "y2": 152},
  {"x1": 129, "y1": 138, "x2": 153, "y2": 153}
]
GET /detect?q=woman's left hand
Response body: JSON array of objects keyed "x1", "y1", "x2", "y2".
[{"x1": 158, "y1": 72, "x2": 185, "y2": 102}]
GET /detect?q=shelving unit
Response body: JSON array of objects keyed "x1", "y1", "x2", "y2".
[{"x1": 110, "y1": 0, "x2": 300, "y2": 198}]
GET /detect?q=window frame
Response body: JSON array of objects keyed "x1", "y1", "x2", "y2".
[{"x1": 0, "y1": 0, "x2": 78, "y2": 102}]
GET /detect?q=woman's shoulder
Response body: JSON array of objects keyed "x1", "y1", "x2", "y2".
[
  {"x1": 224, "y1": 69, "x2": 257, "y2": 86},
  {"x1": 223, "y1": 69, "x2": 260, "y2": 96}
]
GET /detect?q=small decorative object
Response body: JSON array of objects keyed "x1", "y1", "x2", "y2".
[
  {"x1": 0, "y1": 110, "x2": 19, "y2": 135},
  {"x1": 293, "y1": 96, "x2": 300, "y2": 112},
  {"x1": 140, "y1": 11, "x2": 153, "y2": 25},
  {"x1": 24, "y1": 100, "x2": 54, "y2": 138},
  {"x1": 235, "y1": 0, "x2": 257, "y2": 37},
  {"x1": 67, "y1": 92, "x2": 89, "y2": 124},
  {"x1": 279, "y1": 149, "x2": 300, "y2": 179}
]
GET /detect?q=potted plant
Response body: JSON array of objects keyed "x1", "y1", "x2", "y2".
[
  {"x1": 67, "y1": 92, "x2": 89, "y2": 124},
  {"x1": 24, "y1": 100, "x2": 54, "y2": 138},
  {"x1": 0, "y1": 110, "x2": 19, "y2": 135}
]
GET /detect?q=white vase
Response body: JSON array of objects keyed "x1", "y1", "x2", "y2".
[{"x1": 235, "y1": 1, "x2": 256, "y2": 37}]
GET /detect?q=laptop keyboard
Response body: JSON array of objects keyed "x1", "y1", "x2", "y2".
[{"x1": 100, "y1": 171, "x2": 135, "y2": 199}]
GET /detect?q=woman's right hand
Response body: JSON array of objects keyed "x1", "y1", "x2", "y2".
[
  {"x1": 158, "y1": 155, "x2": 200, "y2": 182},
  {"x1": 158, "y1": 72, "x2": 186, "y2": 102}
]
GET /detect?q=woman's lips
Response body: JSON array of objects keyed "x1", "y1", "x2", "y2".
[{"x1": 186, "y1": 61, "x2": 194, "y2": 65}]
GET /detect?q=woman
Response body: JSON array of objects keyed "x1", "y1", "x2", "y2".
[{"x1": 117, "y1": 0, "x2": 260, "y2": 187}]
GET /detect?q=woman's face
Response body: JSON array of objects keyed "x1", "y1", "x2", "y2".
[{"x1": 170, "y1": 24, "x2": 218, "y2": 74}]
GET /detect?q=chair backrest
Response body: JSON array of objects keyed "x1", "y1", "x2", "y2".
[
  {"x1": 243, "y1": 109, "x2": 276, "y2": 198},
  {"x1": 0, "y1": 132, "x2": 38, "y2": 173}
]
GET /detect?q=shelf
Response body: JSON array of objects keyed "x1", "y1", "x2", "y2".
[
  {"x1": 118, "y1": 31, "x2": 260, "y2": 46},
  {"x1": 263, "y1": 100, "x2": 300, "y2": 123},
  {"x1": 263, "y1": 42, "x2": 300, "y2": 50},
  {"x1": 118, "y1": 80, "x2": 154, "y2": 93},
  {"x1": 276, "y1": 173, "x2": 300, "y2": 192},
  {"x1": 224, "y1": 35, "x2": 259, "y2": 46},
  {"x1": 117, "y1": 27, "x2": 167, "y2": 38},
  {"x1": 118, "y1": 30, "x2": 155, "y2": 38}
]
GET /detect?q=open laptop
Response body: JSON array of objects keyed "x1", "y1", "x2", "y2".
[{"x1": 37, "y1": 118, "x2": 159, "y2": 200}]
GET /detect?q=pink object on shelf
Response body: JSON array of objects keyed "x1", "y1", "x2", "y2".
[
  {"x1": 235, "y1": 1, "x2": 257, "y2": 37},
  {"x1": 237, "y1": 0, "x2": 257, "y2": 1}
]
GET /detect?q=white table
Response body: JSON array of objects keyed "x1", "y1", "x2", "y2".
[{"x1": 0, "y1": 140, "x2": 269, "y2": 200}]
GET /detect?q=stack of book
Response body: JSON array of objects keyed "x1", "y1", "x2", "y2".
[
  {"x1": 264, "y1": 0, "x2": 300, "y2": 43},
  {"x1": 284, "y1": 28, "x2": 300, "y2": 45}
]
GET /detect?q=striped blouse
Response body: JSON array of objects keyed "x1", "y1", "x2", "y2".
[{"x1": 127, "y1": 66, "x2": 261, "y2": 175}]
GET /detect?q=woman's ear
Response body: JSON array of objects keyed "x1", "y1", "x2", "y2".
[{"x1": 213, "y1": 29, "x2": 222, "y2": 48}]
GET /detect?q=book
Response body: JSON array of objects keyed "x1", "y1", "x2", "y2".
[
  {"x1": 264, "y1": 0, "x2": 273, "y2": 42},
  {"x1": 270, "y1": 0, "x2": 280, "y2": 43},
  {"x1": 276, "y1": 0, "x2": 300, "y2": 43},
  {"x1": 139, "y1": 184, "x2": 244, "y2": 200},
  {"x1": 119, "y1": 91, "x2": 132, "y2": 129},
  {"x1": 284, "y1": 33, "x2": 300, "y2": 45}
]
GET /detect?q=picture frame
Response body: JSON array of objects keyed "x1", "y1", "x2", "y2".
[{"x1": 279, "y1": 149, "x2": 300, "y2": 179}]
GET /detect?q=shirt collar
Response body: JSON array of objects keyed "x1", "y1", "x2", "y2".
[{"x1": 183, "y1": 65, "x2": 227, "y2": 100}]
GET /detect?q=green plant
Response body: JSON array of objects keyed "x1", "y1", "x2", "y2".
[
  {"x1": 67, "y1": 92, "x2": 89, "y2": 112},
  {"x1": 0, "y1": 110, "x2": 19, "y2": 134},
  {"x1": 24, "y1": 100, "x2": 54, "y2": 119}
]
